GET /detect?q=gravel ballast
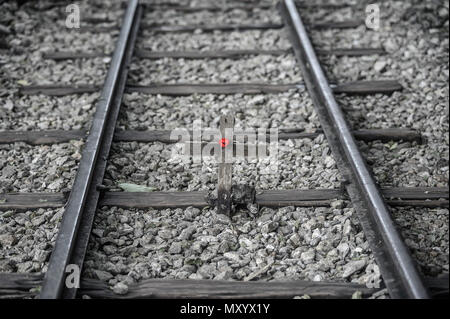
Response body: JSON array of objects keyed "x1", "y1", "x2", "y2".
[
  {"x1": 83, "y1": 204, "x2": 380, "y2": 290},
  {"x1": 0, "y1": 0, "x2": 124, "y2": 278},
  {"x1": 138, "y1": 29, "x2": 291, "y2": 51},
  {"x1": 105, "y1": 137, "x2": 341, "y2": 191},
  {"x1": 104, "y1": 0, "x2": 447, "y2": 291},
  {"x1": 0, "y1": 0, "x2": 447, "y2": 301},
  {"x1": 312, "y1": 1, "x2": 448, "y2": 190},
  {"x1": 392, "y1": 206, "x2": 449, "y2": 277},
  {"x1": 0, "y1": 207, "x2": 63, "y2": 273},
  {"x1": 144, "y1": 6, "x2": 282, "y2": 25},
  {"x1": 311, "y1": 0, "x2": 449, "y2": 282},
  {"x1": 0, "y1": 141, "x2": 84, "y2": 193},
  {"x1": 1, "y1": 1, "x2": 119, "y2": 131},
  {"x1": 129, "y1": 54, "x2": 301, "y2": 84},
  {"x1": 0, "y1": 93, "x2": 98, "y2": 131},
  {"x1": 118, "y1": 90, "x2": 319, "y2": 130},
  {"x1": 357, "y1": 140, "x2": 448, "y2": 188}
]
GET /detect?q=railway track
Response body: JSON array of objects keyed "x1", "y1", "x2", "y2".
[{"x1": 0, "y1": 0, "x2": 448, "y2": 299}]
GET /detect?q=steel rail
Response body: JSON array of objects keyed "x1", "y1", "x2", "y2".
[
  {"x1": 39, "y1": 0, "x2": 141, "y2": 299},
  {"x1": 279, "y1": 0, "x2": 429, "y2": 299}
]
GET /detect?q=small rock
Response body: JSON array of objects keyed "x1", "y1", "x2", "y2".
[
  {"x1": 184, "y1": 207, "x2": 201, "y2": 220},
  {"x1": 1, "y1": 166, "x2": 15, "y2": 178},
  {"x1": 370, "y1": 288, "x2": 389, "y2": 299},
  {"x1": 279, "y1": 225, "x2": 292, "y2": 235},
  {"x1": 258, "y1": 212, "x2": 273, "y2": 223},
  {"x1": 17, "y1": 261, "x2": 33, "y2": 272},
  {"x1": 330, "y1": 200, "x2": 345, "y2": 209},
  {"x1": 247, "y1": 203, "x2": 259, "y2": 215},
  {"x1": 92, "y1": 228, "x2": 104, "y2": 237},
  {"x1": 192, "y1": 241, "x2": 206, "y2": 253},
  {"x1": 120, "y1": 224, "x2": 133, "y2": 235},
  {"x1": 374, "y1": 61, "x2": 387, "y2": 72},
  {"x1": 261, "y1": 221, "x2": 279, "y2": 234},
  {"x1": 214, "y1": 213, "x2": 231, "y2": 224},
  {"x1": 168, "y1": 242, "x2": 182, "y2": 254},
  {"x1": 291, "y1": 247, "x2": 302, "y2": 259},
  {"x1": 188, "y1": 273, "x2": 203, "y2": 280},
  {"x1": 438, "y1": 7, "x2": 448, "y2": 18},
  {"x1": 181, "y1": 264, "x2": 197, "y2": 274},
  {"x1": 119, "y1": 215, "x2": 128, "y2": 223},
  {"x1": 200, "y1": 248, "x2": 217, "y2": 262},
  {"x1": 312, "y1": 228, "x2": 321, "y2": 239},
  {"x1": 171, "y1": 259, "x2": 182, "y2": 269},
  {"x1": 324, "y1": 156, "x2": 335, "y2": 168},
  {"x1": 158, "y1": 229, "x2": 172, "y2": 240},
  {"x1": 94, "y1": 270, "x2": 114, "y2": 281},
  {"x1": 224, "y1": 252, "x2": 241, "y2": 263},
  {"x1": 237, "y1": 221, "x2": 252, "y2": 233},
  {"x1": 32, "y1": 215, "x2": 46, "y2": 227},
  {"x1": 179, "y1": 226, "x2": 196, "y2": 240},
  {"x1": 293, "y1": 295, "x2": 311, "y2": 299},
  {"x1": 217, "y1": 241, "x2": 230, "y2": 254},
  {"x1": 352, "y1": 291, "x2": 363, "y2": 299},
  {"x1": 4, "y1": 100, "x2": 13, "y2": 111},
  {"x1": 302, "y1": 219, "x2": 317, "y2": 231},
  {"x1": 214, "y1": 270, "x2": 233, "y2": 280},
  {"x1": 249, "y1": 95, "x2": 266, "y2": 105},
  {"x1": 337, "y1": 242, "x2": 350, "y2": 257},
  {"x1": 292, "y1": 210, "x2": 302, "y2": 220},
  {"x1": 112, "y1": 282, "x2": 128, "y2": 295},
  {"x1": 197, "y1": 264, "x2": 217, "y2": 279},
  {"x1": 239, "y1": 237, "x2": 257, "y2": 251},
  {"x1": 289, "y1": 234, "x2": 300, "y2": 246},
  {"x1": 33, "y1": 250, "x2": 49, "y2": 263},
  {"x1": 103, "y1": 245, "x2": 117, "y2": 255},
  {"x1": 343, "y1": 219, "x2": 352, "y2": 235},
  {"x1": 47, "y1": 179, "x2": 63, "y2": 190},
  {"x1": 0, "y1": 234, "x2": 16, "y2": 247},
  {"x1": 300, "y1": 249, "x2": 315, "y2": 264},
  {"x1": 342, "y1": 259, "x2": 367, "y2": 278}
]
